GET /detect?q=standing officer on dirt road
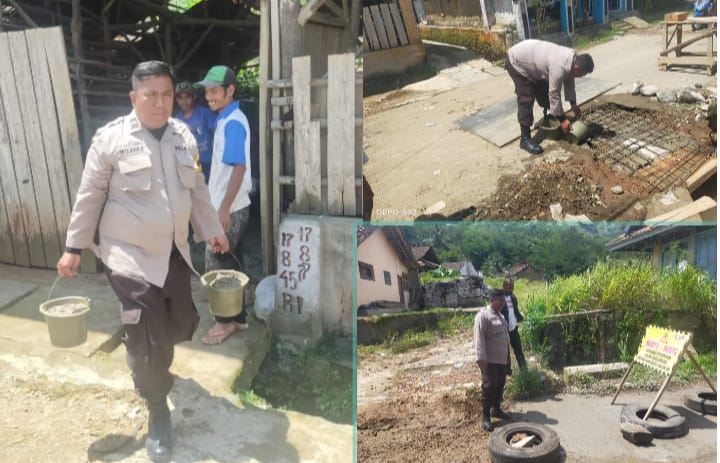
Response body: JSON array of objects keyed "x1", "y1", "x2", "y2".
[
  {"x1": 474, "y1": 288, "x2": 512, "y2": 431},
  {"x1": 57, "y1": 60, "x2": 229, "y2": 463}
]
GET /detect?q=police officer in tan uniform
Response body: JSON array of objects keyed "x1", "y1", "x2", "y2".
[
  {"x1": 57, "y1": 61, "x2": 228, "y2": 463},
  {"x1": 474, "y1": 288, "x2": 512, "y2": 431}
]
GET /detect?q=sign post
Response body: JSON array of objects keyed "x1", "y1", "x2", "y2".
[{"x1": 611, "y1": 325, "x2": 716, "y2": 420}]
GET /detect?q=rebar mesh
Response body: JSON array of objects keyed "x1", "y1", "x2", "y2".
[{"x1": 580, "y1": 104, "x2": 712, "y2": 192}]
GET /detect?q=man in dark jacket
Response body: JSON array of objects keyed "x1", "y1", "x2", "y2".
[{"x1": 501, "y1": 277, "x2": 527, "y2": 371}]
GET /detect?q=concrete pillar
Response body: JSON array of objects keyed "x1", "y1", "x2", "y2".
[{"x1": 271, "y1": 215, "x2": 354, "y2": 347}]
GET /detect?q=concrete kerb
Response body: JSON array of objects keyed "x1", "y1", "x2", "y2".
[{"x1": 0, "y1": 262, "x2": 272, "y2": 399}]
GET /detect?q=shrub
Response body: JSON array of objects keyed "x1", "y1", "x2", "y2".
[
  {"x1": 419, "y1": 26, "x2": 506, "y2": 61},
  {"x1": 522, "y1": 261, "x2": 716, "y2": 364},
  {"x1": 505, "y1": 368, "x2": 546, "y2": 400}
]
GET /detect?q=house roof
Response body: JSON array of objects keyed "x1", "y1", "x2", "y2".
[
  {"x1": 508, "y1": 262, "x2": 544, "y2": 276},
  {"x1": 606, "y1": 225, "x2": 716, "y2": 252},
  {"x1": 509, "y1": 262, "x2": 529, "y2": 275},
  {"x1": 442, "y1": 261, "x2": 472, "y2": 272},
  {"x1": 412, "y1": 246, "x2": 431, "y2": 260},
  {"x1": 357, "y1": 225, "x2": 377, "y2": 245},
  {"x1": 412, "y1": 246, "x2": 441, "y2": 264},
  {"x1": 357, "y1": 226, "x2": 417, "y2": 270}
]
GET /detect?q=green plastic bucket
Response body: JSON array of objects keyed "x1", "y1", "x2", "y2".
[
  {"x1": 566, "y1": 120, "x2": 590, "y2": 145},
  {"x1": 200, "y1": 270, "x2": 249, "y2": 318},
  {"x1": 39, "y1": 296, "x2": 91, "y2": 348}
]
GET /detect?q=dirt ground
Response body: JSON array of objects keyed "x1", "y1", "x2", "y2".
[
  {"x1": 363, "y1": 27, "x2": 717, "y2": 222},
  {"x1": 357, "y1": 330, "x2": 717, "y2": 463}
]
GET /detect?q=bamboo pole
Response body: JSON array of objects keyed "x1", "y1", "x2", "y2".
[
  {"x1": 685, "y1": 350, "x2": 717, "y2": 393},
  {"x1": 174, "y1": 24, "x2": 214, "y2": 72},
  {"x1": 643, "y1": 374, "x2": 673, "y2": 421},
  {"x1": 259, "y1": 0, "x2": 272, "y2": 275},
  {"x1": 7, "y1": 0, "x2": 39, "y2": 27},
  {"x1": 610, "y1": 360, "x2": 635, "y2": 404}
]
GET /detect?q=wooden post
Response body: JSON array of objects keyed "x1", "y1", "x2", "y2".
[
  {"x1": 71, "y1": 0, "x2": 91, "y2": 149},
  {"x1": 398, "y1": 0, "x2": 421, "y2": 44},
  {"x1": 477, "y1": 0, "x2": 490, "y2": 29},
  {"x1": 327, "y1": 53, "x2": 356, "y2": 216},
  {"x1": 292, "y1": 56, "x2": 321, "y2": 212},
  {"x1": 642, "y1": 374, "x2": 673, "y2": 420},
  {"x1": 165, "y1": 19, "x2": 173, "y2": 66},
  {"x1": 610, "y1": 360, "x2": 635, "y2": 404},
  {"x1": 271, "y1": 0, "x2": 282, "y2": 273},
  {"x1": 7, "y1": 0, "x2": 39, "y2": 27},
  {"x1": 259, "y1": 0, "x2": 273, "y2": 275},
  {"x1": 685, "y1": 350, "x2": 717, "y2": 393}
]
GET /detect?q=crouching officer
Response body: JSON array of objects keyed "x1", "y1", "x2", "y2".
[
  {"x1": 57, "y1": 61, "x2": 229, "y2": 463},
  {"x1": 474, "y1": 288, "x2": 512, "y2": 431}
]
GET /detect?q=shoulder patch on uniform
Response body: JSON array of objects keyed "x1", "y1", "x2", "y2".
[{"x1": 194, "y1": 148, "x2": 201, "y2": 173}]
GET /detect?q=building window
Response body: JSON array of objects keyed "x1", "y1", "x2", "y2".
[
  {"x1": 358, "y1": 262, "x2": 374, "y2": 281},
  {"x1": 384, "y1": 271, "x2": 392, "y2": 286}
]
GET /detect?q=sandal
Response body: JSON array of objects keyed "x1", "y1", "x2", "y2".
[
  {"x1": 233, "y1": 321, "x2": 249, "y2": 331},
  {"x1": 201, "y1": 322, "x2": 237, "y2": 345}
]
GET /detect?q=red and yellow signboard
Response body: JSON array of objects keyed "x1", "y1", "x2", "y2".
[{"x1": 634, "y1": 325, "x2": 691, "y2": 375}]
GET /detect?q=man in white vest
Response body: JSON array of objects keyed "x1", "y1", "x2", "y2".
[{"x1": 195, "y1": 65, "x2": 253, "y2": 344}]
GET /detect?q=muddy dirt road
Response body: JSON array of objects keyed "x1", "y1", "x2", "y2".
[
  {"x1": 363, "y1": 28, "x2": 717, "y2": 222},
  {"x1": 357, "y1": 329, "x2": 717, "y2": 463}
]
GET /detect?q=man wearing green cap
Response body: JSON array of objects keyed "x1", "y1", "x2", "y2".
[{"x1": 195, "y1": 65, "x2": 253, "y2": 344}]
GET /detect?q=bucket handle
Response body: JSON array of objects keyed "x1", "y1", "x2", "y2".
[
  {"x1": 47, "y1": 274, "x2": 84, "y2": 302},
  {"x1": 202, "y1": 251, "x2": 244, "y2": 287}
]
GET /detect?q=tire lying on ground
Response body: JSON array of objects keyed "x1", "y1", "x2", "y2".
[
  {"x1": 489, "y1": 422, "x2": 561, "y2": 463},
  {"x1": 620, "y1": 403, "x2": 688, "y2": 439},
  {"x1": 684, "y1": 389, "x2": 717, "y2": 416}
]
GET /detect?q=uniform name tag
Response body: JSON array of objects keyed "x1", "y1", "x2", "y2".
[
  {"x1": 491, "y1": 320, "x2": 502, "y2": 326},
  {"x1": 115, "y1": 145, "x2": 144, "y2": 157}
]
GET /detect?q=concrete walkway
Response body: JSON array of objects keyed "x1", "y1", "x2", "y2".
[{"x1": 0, "y1": 262, "x2": 353, "y2": 462}]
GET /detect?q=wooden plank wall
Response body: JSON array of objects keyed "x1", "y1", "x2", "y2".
[
  {"x1": 289, "y1": 53, "x2": 360, "y2": 218},
  {"x1": 292, "y1": 56, "x2": 322, "y2": 212},
  {"x1": 0, "y1": 27, "x2": 84, "y2": 269},
  {"x1": 363, "y1": 0, "x2": 409, "y2": 51}
]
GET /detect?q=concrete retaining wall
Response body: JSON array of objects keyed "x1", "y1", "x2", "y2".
[
  {"x1": 357, "y1": 309, "x2": 475, "y2": 345},
  {"x1": 424, "y1": 276, "x2": 486, "y2": 308}
]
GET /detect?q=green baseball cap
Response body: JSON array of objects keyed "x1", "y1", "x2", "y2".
[{"x1": 194, "y1": 65, "x2": 236, "y2": 89}]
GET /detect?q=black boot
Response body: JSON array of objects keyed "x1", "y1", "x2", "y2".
[
  {"x1": 520, "y1": 126, "x2": 543, "y2": 155},
  {"x1": 520, "y1": 136, "x2": 543, "y2": 155},
  {"x1": 482, "y1": 407, "x2": 494, "y2": 432},
  {"x1": 146, "y1": 399, "x2": 172, "y2": 463},
  {"x1": 492, "y1": 406, "x2": 512, "y2": 420}
]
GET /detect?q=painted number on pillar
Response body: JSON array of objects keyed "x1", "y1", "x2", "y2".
[
  {"x1": 282, "y1": 292, "x2": 304, "y2": 315},
  {"x1": 278, "y1": 224, "x2": 316, "y2": 316}
]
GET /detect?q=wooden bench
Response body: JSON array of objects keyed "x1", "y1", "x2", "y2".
[{"x1": 658, "y1": 17, "x2": 717, "y2": 75}]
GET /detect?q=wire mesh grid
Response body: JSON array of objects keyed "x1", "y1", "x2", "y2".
[{"x1": 579, "y1": 104, "x2": 712, "y2": 192}]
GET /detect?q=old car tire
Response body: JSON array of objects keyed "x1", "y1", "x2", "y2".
[
  {"x1": 489, "y1": 422, "x2": 561, "y2": 463},
  {"x1": 684, "y1": 389, "x2": 717, "y2": 416},
  {"x1": 620, "y1": 403, "x2": 687, "y2": 439}
]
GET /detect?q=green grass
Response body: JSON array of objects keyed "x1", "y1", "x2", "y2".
[
  {"x1": 363, "y1": 63, "x2": 438, "y2": 98},
  {"x1": 420, "y1": 268, "x2": 461, "y2": 285},
  {"x1": 237, "y1": 389, "x2": 272, "y2": 409},
  {"x1": 243, "y1": 334, "x2": 353, "y2": 424},
  {"x1": 437, "y1": 312, "x2": 475, "y2": 335},
  {"x1": 505, "y1": 368, "x2": 547, "y2": 400},
  {"x1": 386, "y1": 330, "x2": 437, "y2": 354},
  {"x1": 359, "y1": 308, "x2": 476, "y2": 357},
  {"x1": 484, "y1": 277, "x2": 547, "y2": 305},
  {"x1": 570, "y1": 26, "x2": 625, "y2": 50}
]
